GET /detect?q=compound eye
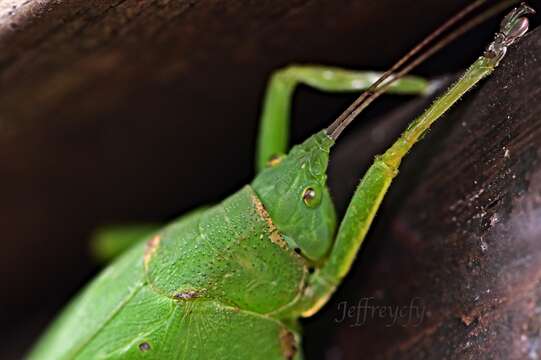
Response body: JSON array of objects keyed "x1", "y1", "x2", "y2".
[{"x1": 302, "y1": 185, "x2": 322, "y2": 208}]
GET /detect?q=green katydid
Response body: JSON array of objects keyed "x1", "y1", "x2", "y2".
[{"x1": 28, "y1": 2, "x2": 534, "y2": 359}]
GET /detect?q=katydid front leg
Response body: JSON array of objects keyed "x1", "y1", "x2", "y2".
[
  {"x1": 293, "y1": 3, "x2": 535, "y2": 317},
  {"x1": 256, "y1": 65, "x2": 430, "y2": 172}
]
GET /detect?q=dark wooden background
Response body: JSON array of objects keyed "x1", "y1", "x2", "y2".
[{"x1": 0, "y1": 0, "x2": 540, "y2": 358}]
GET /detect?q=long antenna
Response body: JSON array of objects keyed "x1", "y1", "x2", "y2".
[{"x1": 326, "y1": 0, "x2": 520, "y2": 140}]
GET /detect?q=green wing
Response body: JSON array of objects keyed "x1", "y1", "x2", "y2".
[
  {"x1": 29, "y1": 193, "x2": 302, "y2": 360},
  {"x1": 28, "y1": 240, "x2": 147, "y2": 359},
  {"x1": 30, "y1": 248, "x2": 301, "y2": 359},
  {"x1": 69, "y1": 293, "x2": 301, "y2": 359}
]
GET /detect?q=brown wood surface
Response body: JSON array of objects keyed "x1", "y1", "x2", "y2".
[{"x1": 0, "y1": 0, "x2": 540, "y2": 358}]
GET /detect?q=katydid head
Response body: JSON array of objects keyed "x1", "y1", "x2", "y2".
[{"x1": 252, "y1": 131, "x2": 336, "y2": 262}]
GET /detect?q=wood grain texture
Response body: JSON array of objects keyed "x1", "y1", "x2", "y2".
[{"x1": 0, "y1": 0, "x2": 539, "y2": 358}]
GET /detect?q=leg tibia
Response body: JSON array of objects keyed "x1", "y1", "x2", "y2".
[
  {"x1": 299, "y1": 56, "x2": 498, "y2": 317},
  {"x1": 381, "y1": 56, "x2": 496, "y2": 169},
  {"x1": 294, "y1": 160, "x2": 395, "y2": 317},
  {"x1": 276, "y1": 66, "x2": 429, "y2": 94},
  {"x1": 256, "y1": 65, "x2": 429, "y2": 172}
]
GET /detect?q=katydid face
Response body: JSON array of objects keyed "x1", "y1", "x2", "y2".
[{"x1": 252, "y1": 131, "x2": 337, "y2": 262}]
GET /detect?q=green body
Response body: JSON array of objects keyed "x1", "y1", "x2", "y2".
[
  {"x1": 29, "y1": 6, "x2": 531, "y2": 359},
  {"x1": 31, "y1": 187, "x2": 306, "y2": 359}
]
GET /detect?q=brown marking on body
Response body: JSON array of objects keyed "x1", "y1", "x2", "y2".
[
  {"x1": 173, "y1": 290, "x2": 200, "y2": 300},
  {"x1": 251, "y1": 194, "x2": 288, "y2": 250},
  {"x1": 138, "y1": 342, "x2": 151, "y2": 352},
  {"x1": 144, "y1": 235, "x2": 161, "y2": 269},
  {"x1": 252, "y1": 194, "x2": 276, "y2": 230},
  {"x1": 269, "y1": 231, "x2": 288, "y2": 250},
  {"x1": 279, "y1": 328, "x2": 298, "y2": 360},
  {"x1": 267, "y1": 154, "x2": 284, "y2": 167}
]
